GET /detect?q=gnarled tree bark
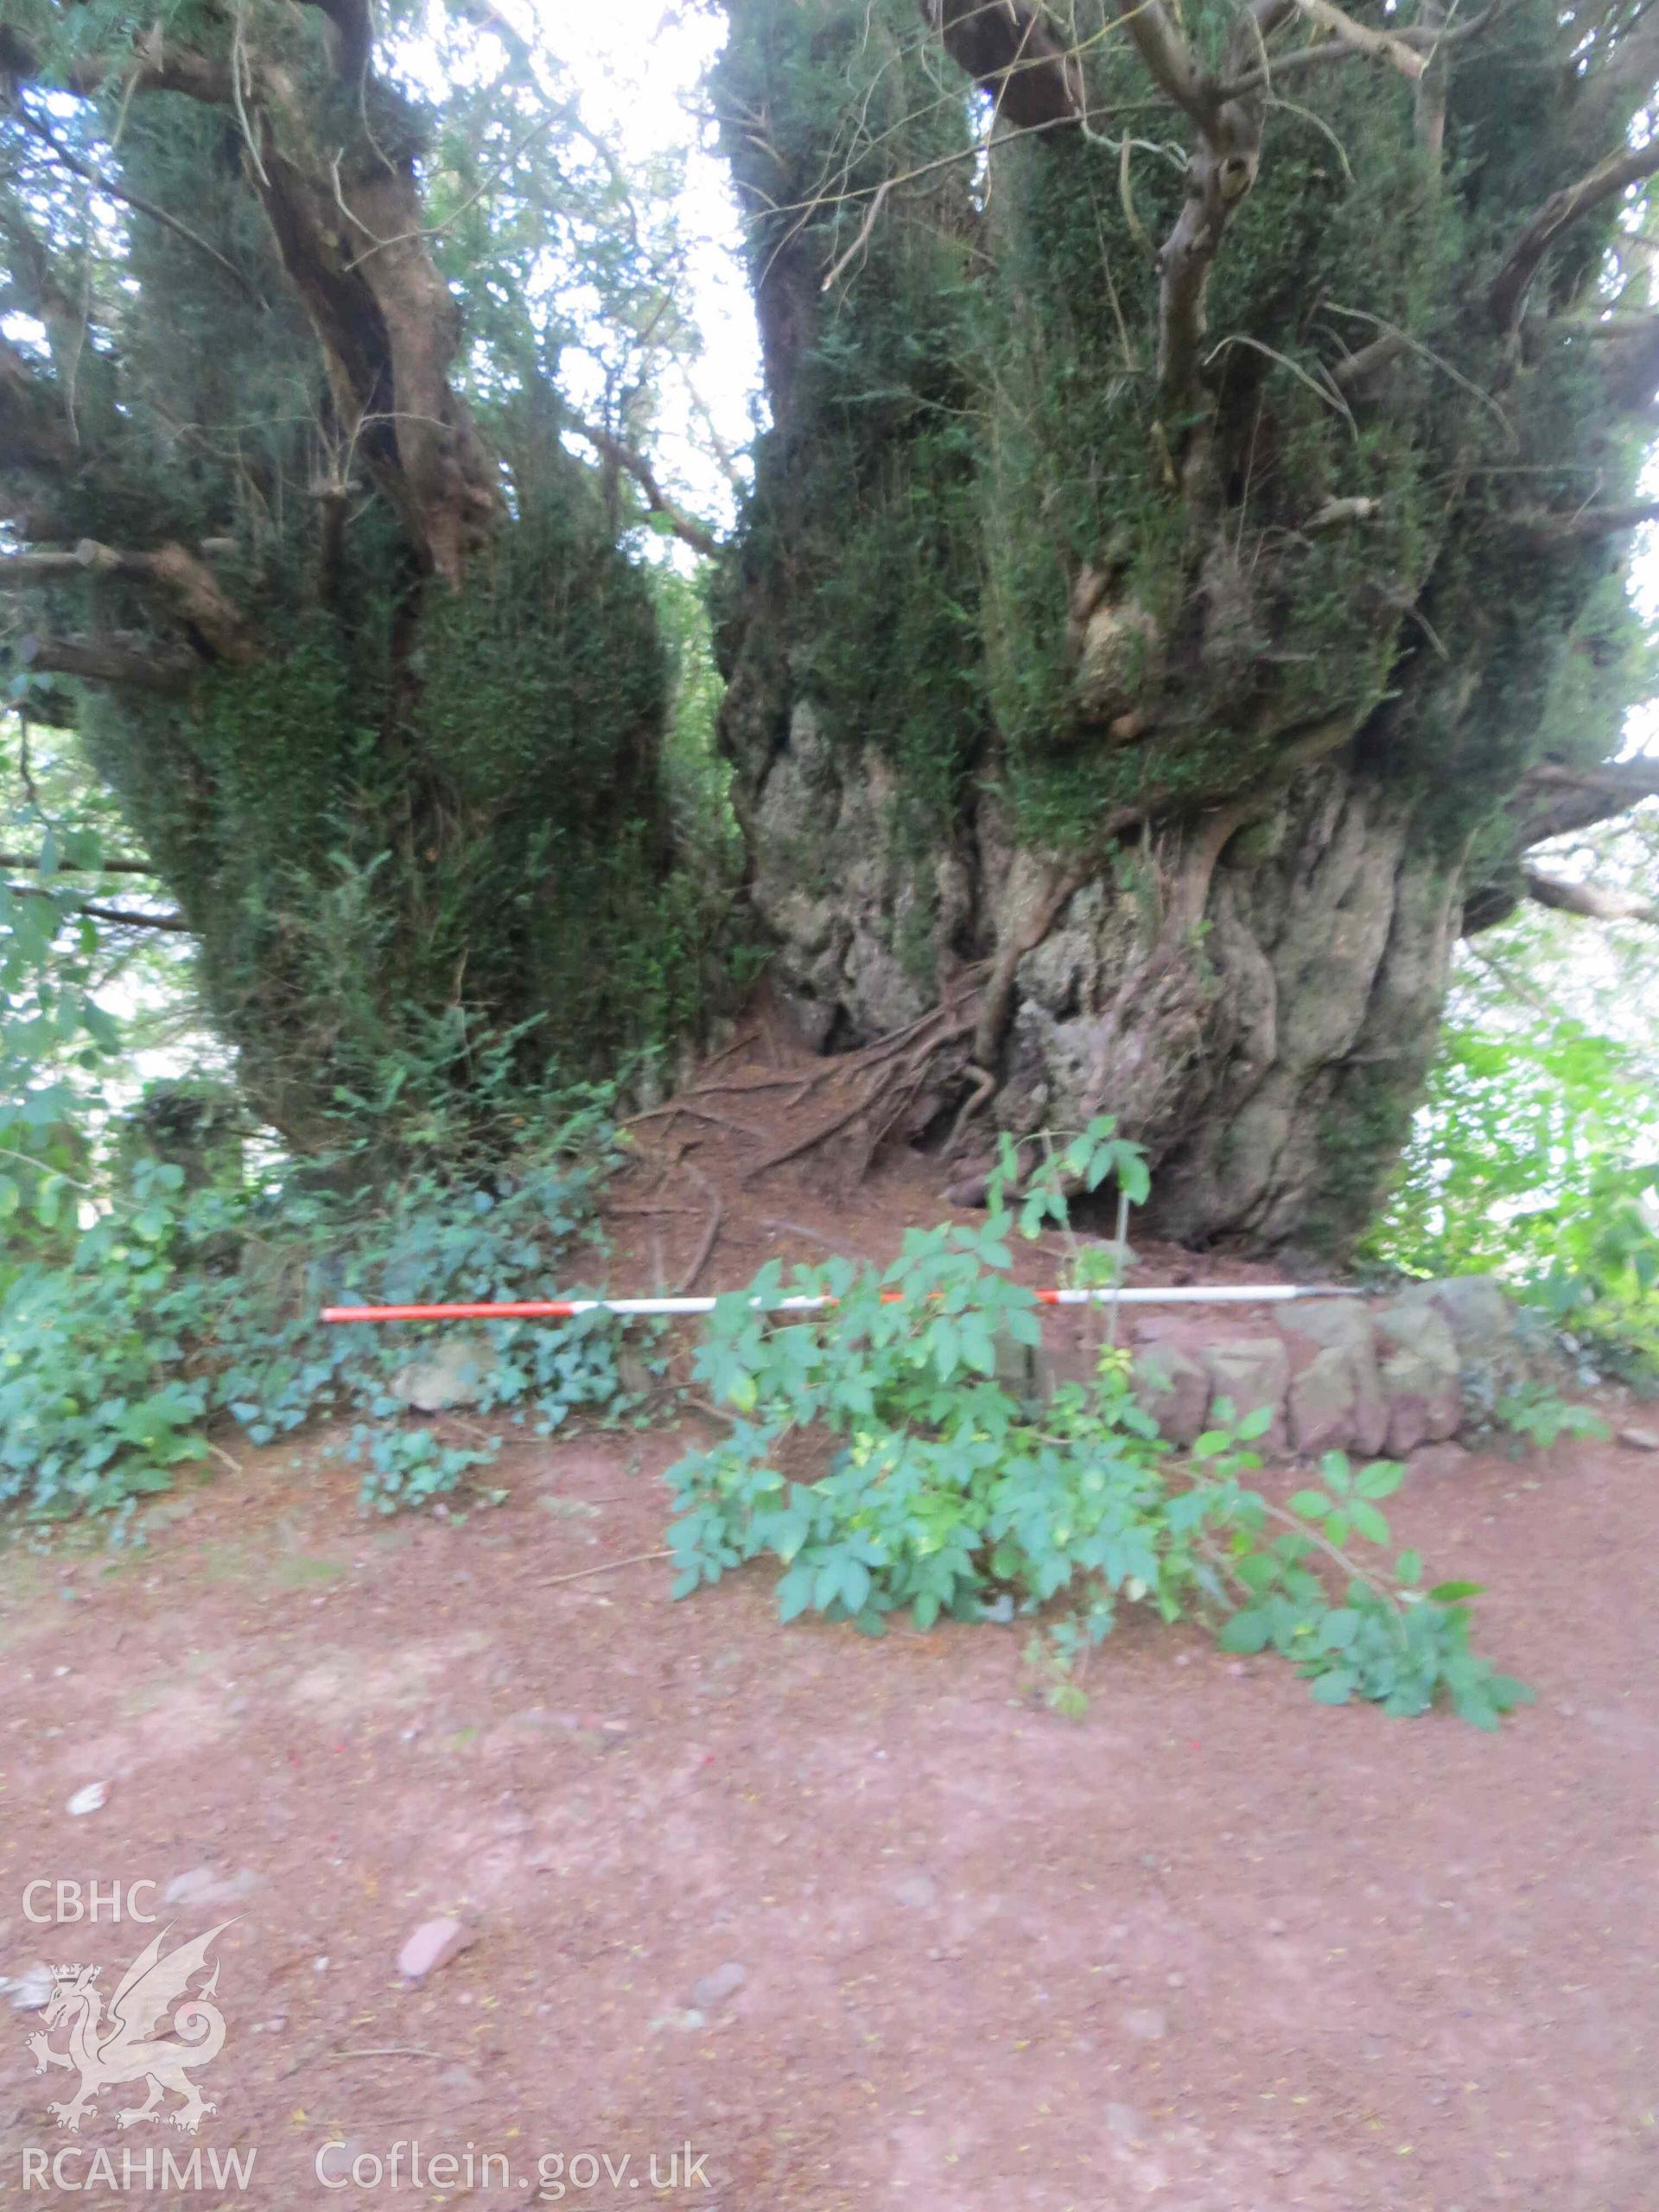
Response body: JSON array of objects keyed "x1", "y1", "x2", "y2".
[{"x1": 714, "y1": 0, "x2": 1659, "y2": 1255}]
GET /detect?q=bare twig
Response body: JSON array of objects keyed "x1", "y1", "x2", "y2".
[
  {"x1": 538, "y1": 1549, "x2": 671, "y2": 1588},
  {"x1": 822, "y1": 178, "x2": 893, "y2": 292},
  {"x1": 332, "y1": 2047, "x2": 452, "y2": 2062},
  {"x1": 760, "y1": 1217, "x2": 878, "y2": 1262},
  {"x1": 1518, "y1": 499, "x2": 1659, "y2": 537}
]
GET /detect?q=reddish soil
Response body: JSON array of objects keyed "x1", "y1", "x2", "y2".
[{"x1": 3, "y1": 1068, "x2": 1657, "y2": 2209}]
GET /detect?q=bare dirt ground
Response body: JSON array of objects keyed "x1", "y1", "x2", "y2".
[{"x1": 3, "y1": 1074, "x2": 1657, "y2": 2211}]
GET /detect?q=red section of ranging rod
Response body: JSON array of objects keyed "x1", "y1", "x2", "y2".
[
  {"x1": 323, "y1": 1291, "x2": 946, "y2": 1322},
  {"x1": 327, "y1": 1300, "x2": 590, "y2": 1322}
]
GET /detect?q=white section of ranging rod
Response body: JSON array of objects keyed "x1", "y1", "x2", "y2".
[{"x1": 510, "y1": 1285, "x2": 1348, "y2": 1316}]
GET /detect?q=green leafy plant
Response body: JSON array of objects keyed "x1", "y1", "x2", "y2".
[
  {"x1": 1492, "y1": 1382, "x2": 1611, "y2": 1456},
  {"x1": 1369, "y1": 1011, "x2": 1659, "y2": 1381},
  {"x1": 0, "y1": 1075, "x2": 626, "y2": 1520},
  {"x1": 666, "y1": 1122, "x2": 1524, "y2": 1726},
  {"x1": 346, "y1": 1423, "x2": 503, "y2": 1516}
]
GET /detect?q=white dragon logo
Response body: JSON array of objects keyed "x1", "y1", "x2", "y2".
[{"x1": 24, "y1": 1921, "x2": 232, "y2": 2134}]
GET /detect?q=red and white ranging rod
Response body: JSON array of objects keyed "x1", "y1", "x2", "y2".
[{"x1": 322, "y1": 1284, "x2": 1360, "y2": 1325}]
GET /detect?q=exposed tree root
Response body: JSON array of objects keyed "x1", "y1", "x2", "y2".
[
  {"x1": 942, "y1": 1063, "x2": 998, "y2": 1160},
  {"x1": 624, "y1": 1101, "x2": 767, "y2": 1141},
  {"x1": 741, "y1": 986, "x2": 983, "y2": 1181},
  {"x1": 973, "y1": 872, "x2": 1081, "y2": 1068},
  {"x1": 675, "y1": 1161, "x2": 724, "y2": 1294}
]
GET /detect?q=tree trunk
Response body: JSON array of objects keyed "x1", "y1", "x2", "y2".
[
  {"x1": 721, "y1": 660, "x2": 1465, "y2": 1251},
  {"x1": 0, "y1": 4, "x2": 688, "y2": 1147},
  {"x1": 713, "y1": 0, "x2": 1658, "y2": 1255}
]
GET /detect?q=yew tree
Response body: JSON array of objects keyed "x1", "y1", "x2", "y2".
[
  {"x1": 0, "y1": 0, "x2": 710, "y2": 1142},
  {"x1": 712, "y1": 0, "x2": 1659, "y2": 1251}
]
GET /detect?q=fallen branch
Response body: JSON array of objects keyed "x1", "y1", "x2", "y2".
[
  {"x1": 760, "y1": 1217, "x2": 879, "y2": 1263},
  {"x1": 538, "y1": 1548, "x2": 671, "y2": 1589}
]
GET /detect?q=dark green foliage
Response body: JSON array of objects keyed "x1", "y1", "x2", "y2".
[
  {"x1": 73, "y1": 479, "x2": 707, "y2": 1138},
  {"x1": 2, "y1": 3, "x2": 733, "y2": 1154},
  {"x1": 715, "y1": 0, "x2": 993, "y2": 829},
  {"x1": 717, "y1": 0, "x2": 1649, "y2": 849},
  {"x1": 0, "y1": 1078, "x2": 627, "y2": 1522}
]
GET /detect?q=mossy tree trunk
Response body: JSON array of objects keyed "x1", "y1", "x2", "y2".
[
  {"x1": 0, "y1": 3, "x2": 700, "y2": 1146},
  {"x1": 714, "y1": 0, "x2": 1659, "y2": 1253}
]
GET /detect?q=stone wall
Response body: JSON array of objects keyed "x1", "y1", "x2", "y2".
[{"x1": 1030, "y1": 1277, "x2": 1532, "y2": 1461}]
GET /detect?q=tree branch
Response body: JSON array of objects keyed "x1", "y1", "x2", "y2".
[
  {"x1": 284, "y1": 0, "x2": 373, "y2": 84},
  {"x1": 3, "y1": 883, "x2": 188, "y2": 931},
  {"x1": 1414, "y1": 0, "x2": 1447, "y2": 170},
  {"x1": 59, "y1": 34, "x2": 235, "y2": 105},
  {"x1": 1508, "y1": 758, "x2": 1659, "y2": 849},
  {"x1": 918, "y1": 1, "x2": 1086, "y2": 130},
  {"x1": 1288, "y1": 0, "x2": 1424, "y2": 80},
  {"x1": 0, "y1": 333, "x2": 79, "y2": 475},
  {"x1": 1329, "y1": 330, "x2": 1409, "y2": 389},
  {"x1": 0, "y1": 541, "x2": 255, "y2": 664},
  {"x1": 1580, "y1": 313, "x2": 1659, "y2": 415},
  {"x1": 1113, "y1": 0, "x2": 1210, "y2": 124},
  {"x1": 1218, "y1": 1, "x2": 1501, "y2": 99},
  {"x1": 0, "y1": 851, "x2": 158, "y2": 875},
  {"x1": 1134, "y1": 6, "x2": 1273, "y2": 415},
  {"x1": 569, "y1": 421, "x2": 720, "y2": 558},
  {"x1": 1518, "y1": 499, "x2": 1659, "y2": 537},
  {"x1": 10, "y1": 633, "x2": 195, "y2": 693},
  {"x1": 1523, "y1": 867, "x2": 1659, "y2": 925},
  {"x1": 8, "y1": 6, "x2": 500, "y2": 585},
  {"x1": 0, "y1": 18, "x2": 234, "y2": 103},
  {"x1": 1491, "y1": 137, "x2": 1659, "y2": 330},
  {"x1": 1556, "y1": 11, "x2": 1659, "y2": 171}
]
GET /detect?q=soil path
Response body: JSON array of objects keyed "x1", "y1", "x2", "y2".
[{"x1": 3, "y1": 1408, "x2": 1656, "y2": 2210}]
